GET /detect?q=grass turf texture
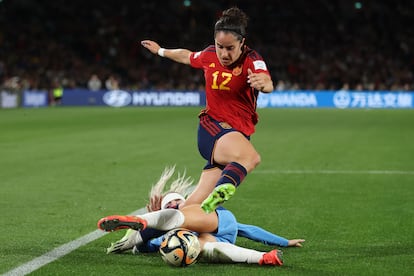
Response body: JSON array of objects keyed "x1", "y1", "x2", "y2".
[{"x1": 1, "y1": 107, "x2": 413, "y2": 275}]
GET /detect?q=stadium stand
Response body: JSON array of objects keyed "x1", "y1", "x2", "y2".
[{"x1": 0, "y1": 0, "x2": 413, "y2": 91}]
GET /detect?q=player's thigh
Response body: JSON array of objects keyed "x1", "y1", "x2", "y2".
[
  {"x1": 181, "y1": 205, "x2": 218, "y2": 233},
  {"x1": 214, "y1": 131, "x2": 259, "y2": 166}
]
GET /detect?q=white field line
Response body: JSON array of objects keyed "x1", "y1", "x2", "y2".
[
  {"x1": 253, "y1": 169, "x2": 414, "y2": 175},
  {"x1": 2, "y1": 208, "x2": 147, "y2": 276}
]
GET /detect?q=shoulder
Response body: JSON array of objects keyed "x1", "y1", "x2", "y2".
[
  {"x1": 243, "y1": 46, "x2": 269, "y2": 72},
  {"x1": 191, "y1": 45, "x2": 216, "y2": 66},
  {"x1": 193, "y1": 45, "x2": 215, "y2": 56},
  {"x1": 197, "y1": 45, "x2": 216, "y2": 58},
  {"x1": 245, "y1": 46, "x2": 264, "y2": 61},
  {"x1": 204, "y1": 45, "x2": 216, "y2": 52}
]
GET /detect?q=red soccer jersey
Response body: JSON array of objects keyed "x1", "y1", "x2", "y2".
[{"x1": 190, "y1": 45, "x2": 270, "y2": 136}]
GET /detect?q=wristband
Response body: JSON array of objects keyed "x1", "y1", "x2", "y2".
[{"x1": 158, "y1": 48, "x2": 165, "y2": 57}]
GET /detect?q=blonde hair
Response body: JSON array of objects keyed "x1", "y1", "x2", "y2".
[{"x1": 149, "y1": 166, "x2": 194, "y2": 201}]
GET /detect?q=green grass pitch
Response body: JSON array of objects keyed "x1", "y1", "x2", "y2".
[{"x1": 1, "y1": 107, "x2": 413, "y2": 275}]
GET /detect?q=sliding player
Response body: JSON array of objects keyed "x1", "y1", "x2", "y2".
[{"x1": 97, "y1": 167, "x2": 304, "y2": 266}]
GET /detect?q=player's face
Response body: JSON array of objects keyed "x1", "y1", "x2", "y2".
[
  {"x1": 165, "y1": 199, "x2": 184, "y2": 209},
  {"x1": 215, "y1": 31, "x2": 244, "y2": 66}
]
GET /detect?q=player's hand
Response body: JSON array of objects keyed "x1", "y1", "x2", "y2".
[
  {"x1": 141, "y1": 40, "x2": 161, "y2": 55},
  {"x1": 287, "y1": 239, "x2": 305, "y2": 247},
  {"x1": 147, "y1": 194, "x2": 162, "y2": 212},
  {"x1": 247, "y1": 68, "x2": 268, "y2": 91}
]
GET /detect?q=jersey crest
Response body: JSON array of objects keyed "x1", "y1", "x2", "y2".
[
  {"x1": 219, "y1": 122, "x2": 232, "y2": 129},
  {"x1": 232, "y1": 65, "x2": 242, "y2": 76}
]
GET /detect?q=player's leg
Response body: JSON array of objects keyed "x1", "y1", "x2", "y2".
[
  {"x1": 201, "y1": 131, "x2": 260, "y2": 213},
  {"x1": 196, "y1": 214, "x2": 282, "y2": 266},
  {"x1": 99, "y1": 205, "x2": 220, "y2": 235},
  {"x1": 214, "y1": 131, "x2": 261, "y2": 173},
  {"x1": 180, "y1": 204, "x2": 219, "y2": 233},
  {"x1": 106, "y1": 228, "x2": 166, "y2": 254},
  {"x1": 119, "y1": 205, "x2": 219, "y2": 233},
  {"x1": 201, "y1": 240, "x2": 283, "y2": 266},
  {"x1": 98, "y1": 209, "x2": 184, "y2": 232},
  {"x1": 180, "y1": 168, "x2": 222, "y2": 208},
  {"x1": 198, "y1": 233, "x2": 251, "y2": 263},
  {"x1": 106, "y1": 229, "x2": 141, "y2": 254}
]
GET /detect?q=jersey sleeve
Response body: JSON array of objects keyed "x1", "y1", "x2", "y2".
[
  {"x1": 251, "y1": 60, "x2": 269, "y2": 74},
  {"x1": 189, "y1": 50, "x2": 204, "y2": 69},
  {"x1": 246, "y1": 50, "x2": 271, "y2": 75},
  {"x1": 236, "y1": 223, "x2": 289, "y2": 247}
]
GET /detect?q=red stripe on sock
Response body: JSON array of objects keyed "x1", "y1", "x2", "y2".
[{"x1": 227, "y1": 163, "x2": 247, "y2": 182}]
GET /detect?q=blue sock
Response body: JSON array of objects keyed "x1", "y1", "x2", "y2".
[
  {"x1": 215, "y1": 162, "x2": 247, "y2": 188},
  {"x1": 140, "y1": 227, "x2": 166, "y2": 242}
]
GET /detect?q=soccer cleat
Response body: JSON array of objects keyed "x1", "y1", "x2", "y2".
[
  {"x1": 201, "y1": 183, "x2": 236, "y2": 214},
  {"x1": 106, "y1": 229, "x2": 139, "y2": 254},
  {"x1": 97, "y1": 215, "x2": 147, "y2": 232},
  {"x1": 259, "y1": 249, "x2": 283, "y2": 266}
]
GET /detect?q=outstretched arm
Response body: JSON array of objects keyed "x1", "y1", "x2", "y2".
[
  {"x1": 141, "y1": 40, "x2": 192, "y2": 65},
  {"x1": 288, "y1": 239, "x2": 305, "y2": 247},
  {"x1": 237, "y1": 223, "x2": 305, "y2": 247}
]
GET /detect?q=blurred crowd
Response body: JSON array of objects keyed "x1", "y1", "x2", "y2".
[{"x1": 0, "y1": 0, "x2": 413, "y2": 91}]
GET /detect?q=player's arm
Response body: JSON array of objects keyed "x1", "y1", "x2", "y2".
[
  {"x1": 141, "y1": 40, "x2": 191, "y2": 65},
  {"x1": 237, "y1": 223, "x2": 304, "y2": 247}
]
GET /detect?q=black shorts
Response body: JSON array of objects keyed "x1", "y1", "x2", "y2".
[{"x1": 197, "y1": 114, "x2": 249, "y2": 170}]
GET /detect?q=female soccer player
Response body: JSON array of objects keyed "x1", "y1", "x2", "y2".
[
  {"x1": 98, "y1": 207, "x2": 285, "y2": 266},
  {"x1": 97, "y1": 167, "x2": 304, "y2": 266},
  {"x1": 141, "y1": 7, "x2": 274, "y2": 213}
]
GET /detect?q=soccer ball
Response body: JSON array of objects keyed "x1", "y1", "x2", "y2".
[{"x1": 159, "y1": 228, "x2": 201, "y2": 267}]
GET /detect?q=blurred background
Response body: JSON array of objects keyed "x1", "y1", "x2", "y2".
[{"x1": 0, "y1": 0, "x2": 413, "y2": 92}]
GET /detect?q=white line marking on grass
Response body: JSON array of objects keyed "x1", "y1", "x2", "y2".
[
  {"x1": 254, "y1": 169, "x2": 414, "y2": 175},
  {"x1": 2, "y1": 208, "x2": 147, "y2": 276}
]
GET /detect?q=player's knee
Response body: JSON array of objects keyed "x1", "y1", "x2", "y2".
[
  {"x1": 250, "y1": 152, "x2": 261, "y2": 170},
  {"x1": 242, "y1": 152, "x2": 261, "y2": 172}
]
